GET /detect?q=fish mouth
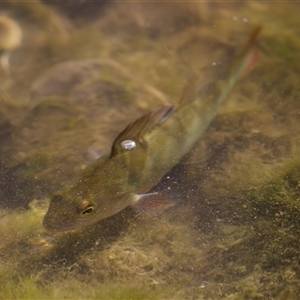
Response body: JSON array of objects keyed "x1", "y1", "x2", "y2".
[
  {"x1": 43, "y1": 221, "x2": 77, "y2": 232},
  {"x1": 43, "y1": 215, "x2": 77, "y2": 232},
  {"x1": 43, "y1": 211, "x2": 94, "y2": 232},
  {"x1": 43, "y1": 220, "x2": 63, "y2": 232}
]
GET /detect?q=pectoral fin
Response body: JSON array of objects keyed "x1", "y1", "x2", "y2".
[
  {"x1": 132, "y1": 192, "x2": 175, "y2": 214},
  {"x1": 110, "y1": 105, "x2": 174, "y2": 157}
]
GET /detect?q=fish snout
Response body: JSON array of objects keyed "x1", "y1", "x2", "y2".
[{"x1": 43, "y1": 208, "x2": 76, "y2": 232}]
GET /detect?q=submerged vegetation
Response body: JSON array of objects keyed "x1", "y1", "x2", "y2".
[{"x1": 1, "y1": 1, "x2": 300, "y2": 299}]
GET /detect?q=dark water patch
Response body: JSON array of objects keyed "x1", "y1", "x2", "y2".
[{"x1": 41, "y1": 0, "x2": 111, "y2": 22}]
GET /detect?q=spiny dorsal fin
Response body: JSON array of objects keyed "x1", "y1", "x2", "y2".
[{"x1": 110, "y1": 105, "x2": 174, "y2": 157}]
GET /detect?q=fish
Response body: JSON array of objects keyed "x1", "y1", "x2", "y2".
[{"x1": 43, "y1": 27, "x2": 261, "y2": 232}]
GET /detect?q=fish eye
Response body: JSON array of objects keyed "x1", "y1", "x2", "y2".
[{"x1": 76, "y1": 200, "x2": 95, "y2": 216}]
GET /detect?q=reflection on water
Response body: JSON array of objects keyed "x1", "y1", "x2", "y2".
[{"x1": 0, "y1": 1, "x2": 300, "y2": 299}]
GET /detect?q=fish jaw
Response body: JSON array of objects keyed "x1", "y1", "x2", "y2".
[
  {"x1": 43, "y1": 194, "x2": 86, "y2": 232},
  {"x1": 43, "y1": 191, "x2": 138, "y2": 232},
  {"x1": 43, "y1": 211, "x2": 79, "y2": 232}
]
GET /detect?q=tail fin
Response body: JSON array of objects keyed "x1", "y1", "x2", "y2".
[
  {"x1": 178, "y1": 26, "x2": 261, "y2": 109},
  {"x1": 210, "y1": 25, "x2": 261, "y2": 109},
  {"x1": 228, "y1": 25, "x2": 261, "y2": 83}
]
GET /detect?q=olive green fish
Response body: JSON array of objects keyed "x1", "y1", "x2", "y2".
[{"x1": 43, "y1": 27, "x2": 260, "y2": 232}]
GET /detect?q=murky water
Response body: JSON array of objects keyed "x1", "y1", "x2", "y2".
[{"x1": 0, "y1": 1, "x2": 300, "y2": 299}]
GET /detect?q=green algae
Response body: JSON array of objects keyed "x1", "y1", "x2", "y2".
[{"x1": 0, "y1": 279, "x2": 169, "y2": 300}]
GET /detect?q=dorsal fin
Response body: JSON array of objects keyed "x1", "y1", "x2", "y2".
[{"x1": 110, "y1": 105, "x2": 174, "y2": 157}]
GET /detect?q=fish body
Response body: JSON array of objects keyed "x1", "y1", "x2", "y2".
[{"x1": 43, "y1": 27, "x2": 260, "y2": 232}]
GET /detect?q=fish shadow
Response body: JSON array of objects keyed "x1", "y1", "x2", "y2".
[{"x1": 21, "y1": 207, "x2": 136, "y2": 281}]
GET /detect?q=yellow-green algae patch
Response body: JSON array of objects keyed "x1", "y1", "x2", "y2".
[{"x1": 0, "y1": 279, "x2": 169, "y2": 300}]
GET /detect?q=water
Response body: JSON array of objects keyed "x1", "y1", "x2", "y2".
[{"x1": 0, "y1": 1, "x2": 300, "y2": 299}]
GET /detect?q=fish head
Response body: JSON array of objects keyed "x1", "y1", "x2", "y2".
[
  {"x1": 43, "y1": 155, "x2": 139, "y2": 232},
  {"x1": 43, "y1": 188, "x2": 136, "y2": 232}
]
